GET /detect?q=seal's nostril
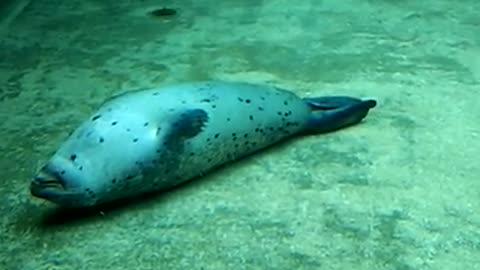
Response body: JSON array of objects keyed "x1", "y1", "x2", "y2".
[
  {"x1": 33, "y1": 176, "x2": 46, "y2": 184},
  {"x1": 32, "y1": 172, "x2": 63, "y2": 187}
]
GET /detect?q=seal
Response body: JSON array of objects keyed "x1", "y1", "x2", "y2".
[{"x1": 30, "y1": 81, "x2": 376, "y2": 207}]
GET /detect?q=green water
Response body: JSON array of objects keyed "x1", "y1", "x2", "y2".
[{"x1": 1, "y1": 0, "x2": 479, "y2": 269}]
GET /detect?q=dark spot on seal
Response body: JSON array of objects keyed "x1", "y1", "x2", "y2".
[
  {"x1": 244, "y1": 134, "x2": 248, "y2": 138},
  {"x1": 99, "y1": 137, "x2": 104, "y2": 143},
  {"x1": 212, "y1": 104, "x2": 216, "y2": 109},
  {"x1": 153, "y1": 92, "x2": 159, "y2": 96},
  {"x1": 214, "y1": 133, "x2": 220, "y2": 138},
  {"x1": 226, "y1": 118, "x2": 231, "y2": 121},
  {"x1": 269, "y1": 127, "x2": 274, "y2": 131},
  {"x1": 255, "y1": 128, "x2": 259, "y2": 132},
  {"x1": 112, "y1": 179, "x2": 117, "y2": 183},
  {"x1": 60, "y1": 170, "x2": 65, "y2": 175},
  {"x1": 249, "y1": 115, "x2": 254, "y2": 120},
  {"x1": 261, "y1": 96, "x2": 265, "y2": 100},
  {"x1": 189, "y1": 152, "x2": 195, "y2": 156},
  {"x1": 201, "y1": 99, "x2": 211, "y2": 103},
  {"x1": 126, "y1": 128, "x2": 131, "y2": 132},
  {"x1": 70, "y1": 154, "x2": 77, "y2": 161},
  {"x1": 207, "y1": 158, "x2": 212, "y2": 162},
  {"x1": 149, "y1": 7, "x2": 177, "y2": 17},
  {"x1": 182, "y1": 100, "x2": 186, "y2": 104},
  {"x1": 79, "y1": 166, "x2": 83, "y2": 171},
  {"x1": 258, "y1": 107, "x2": 264, "y2": 111},
  {"x1": 232, "y1": 133, "x2": 236, "y2": 137},
  {"x1": 126, "y1": 175, "x2": 134, "y2": 180},
  {"x1": 238, "y1": 97, "x2": 244, "y2": 102},
  {"x1": 246, "y1": 99, "x2": 251, "y2": 103},
  {"x1": 284, "y1": 101, "x2": 288, "y2": 105},
  {"x1": 144, "y1": 122, "x2": 149, "y2": 126},
  {"x1": 277, "y1": 112, "x2": 282, "y2": 116},
  {"x1": 284, "y1": 112, "x2": 289, "y2": 117},
  {"x1": 92, "y1": 115, "x2": 101, "y2": 121},
  {"x1": 84, "y1": 131, "x2": 93, "y2": 138},
  {"x1": 111, "y1": 121, "x2": 118, "y2": 126},
  {"x1": 133, "y1": 138, "x2": 139, "y2": 143},
  {"x1": 234, "y1": 143, "x2": 239, "y2": 148}
]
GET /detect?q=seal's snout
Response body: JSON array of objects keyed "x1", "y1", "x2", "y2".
[
  {"x1": 30, "y1": 169, "x2": 65, "y2": 198},
  {"x1": 31, "y1": 175, "x2": 61, "y2": 187},
  {"x1": 33, "y1": 169, "x2": 64, "y2": 186}
]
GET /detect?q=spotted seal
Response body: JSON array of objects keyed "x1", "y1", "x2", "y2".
[{"x1": 30, "y1": 81, "x2": 376, "y2": 207}]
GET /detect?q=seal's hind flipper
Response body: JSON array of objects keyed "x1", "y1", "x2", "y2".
[
  {"x1": 303, "y1": 96, "x2": 364, "y2": 110},
  {"x1": 303, "y1": 97, "x2": 376, "y2": 134}
]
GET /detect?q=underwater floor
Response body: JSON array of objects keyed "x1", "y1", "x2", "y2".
[{"x1": 1, "y1": 0, "x2": 480, "y2": 269}]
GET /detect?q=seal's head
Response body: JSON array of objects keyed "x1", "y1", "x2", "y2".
[
  {"x1": 30, "y1": 155, "x2": 95, "y2": 207},
  {"x1": 30, "y1": 109, "x2": 167, "y2": 207}
]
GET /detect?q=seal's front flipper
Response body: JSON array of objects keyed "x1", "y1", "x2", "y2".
[
  {"x1": 161, "y1": 108, "x2": 209, "y2": 155},
  {"x1": 152, "y1": 109, "x2": 208, "y2": 180},
  {"x1": 173, "y1": 109, "x2": 209, "y2": 139},
  {"x1": 304, "y1": 97, "x2": 376, "y2": 134}
]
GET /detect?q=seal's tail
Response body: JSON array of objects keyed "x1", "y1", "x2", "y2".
[{"x1": 302, "y1": 96, "x2": 377, "y2": 134}]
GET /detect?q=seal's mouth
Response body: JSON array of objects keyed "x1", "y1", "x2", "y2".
[{"x1": 30, "y1": 169, "x2": 65, "y2": 198}]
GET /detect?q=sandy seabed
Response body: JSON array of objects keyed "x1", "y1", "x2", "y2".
[{"x1": 0, "y1": 0, "x2": 479, "y2": 269}]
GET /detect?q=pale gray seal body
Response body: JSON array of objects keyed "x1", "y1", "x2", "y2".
[{"x1": 31, "y1": 81, "x2": 376, "y2": 207}]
